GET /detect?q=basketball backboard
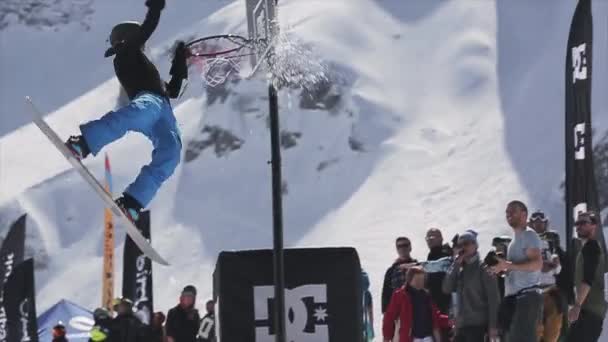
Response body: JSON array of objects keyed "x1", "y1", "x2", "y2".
[{"x1": 246, "y1": 0, "x2": 277, "y2": 67}]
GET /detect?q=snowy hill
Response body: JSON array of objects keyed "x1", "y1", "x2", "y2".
[{"x1": 1, "y1": 0, "x2": 608, "y2": 338}]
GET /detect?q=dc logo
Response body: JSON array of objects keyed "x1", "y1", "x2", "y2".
[
  {"x1": 574, "y1": 123, "x2": 586, "y2": 160},
  {"x1": 254, "y1": 284, "x2": 329, "y2": 342},
  {"x1": 572, "y1": 43, "x2": 588, "y2": 83}
]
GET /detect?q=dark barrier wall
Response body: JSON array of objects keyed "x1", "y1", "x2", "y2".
[
  {"x1": 214, "y1": 247, "x2": 362, "y2": 342},
  {"x1": 123, "y1": 211, "x2": 153, "y2": 324}
]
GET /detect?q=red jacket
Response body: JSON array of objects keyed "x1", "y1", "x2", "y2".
[{"x1": 382, "y1": 286, "x2": 449, "y2": 342}]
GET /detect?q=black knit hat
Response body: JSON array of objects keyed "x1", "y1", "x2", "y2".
[{"x1": 182, "y1": 285, "x2": 197, "y2": 297}]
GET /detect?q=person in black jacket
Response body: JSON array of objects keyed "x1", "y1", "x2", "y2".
[
  {"x1": 63, "y1": 0, "x2": 188, "y2": 221},
  {"x1": 381, "y1": 236, "x2": 418, "y2": 313},
  {"x1": 167, "y1": 285, "x2": 201, "y2": 342},
  {"x1": 89, "y1": 308, "x2": 112, "y2": 342},
  {"x1": 425, "y1": 227, "x2": 453, "y2": 314},
  {"x1": 110, "y1": 297, "x2": 148, "y2": 342}
]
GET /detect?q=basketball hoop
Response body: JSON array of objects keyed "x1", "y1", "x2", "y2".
[{"x1": 186, "y1": 34, "x2": 268, "y2": 87}]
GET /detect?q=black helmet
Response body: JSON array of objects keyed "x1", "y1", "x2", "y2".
[
  {"x1": 93, "y1": 307, "x2": 111, "y2": 321},
  {"x1": 105, "y1": 21, "x2": 141, "y2": 57}
]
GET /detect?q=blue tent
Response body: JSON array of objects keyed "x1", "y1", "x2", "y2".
[{"x1": 38, "y1": 299, "x2": 94, "y2": 341}]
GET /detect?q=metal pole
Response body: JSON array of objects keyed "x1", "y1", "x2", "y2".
[{"x1": 268, "y1": 81, "x2": 286, "y2": 342}]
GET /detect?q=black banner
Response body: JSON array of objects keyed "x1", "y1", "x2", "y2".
[
  {"x1": 0, "y1": 214, "x2": 26, "y2": 341},
  {"x1": 213, "y1": 248, "x2": 362, "y2": 342},
  {"x1": 3, "y1": 259, "x2": 38, "y2": 342},
  {"x1": 565, "y1": 0, "x2": 606, "y2": 256},
  {"x1": 123, "y1": 211, "x2": 153, "y2": 324}
]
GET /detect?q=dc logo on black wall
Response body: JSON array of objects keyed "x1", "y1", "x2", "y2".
[
  {"x1": 572, "y1": 43, "x2": 588, "y2": 83},
  {"x1": 574, "y1": 122, "x2": 586, "y2": 160},
  {"x1": 254, "y1": 284, "x2": 329, "y2": 342}
]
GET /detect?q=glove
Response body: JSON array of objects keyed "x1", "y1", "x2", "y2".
[
  {"x1": 145, "y1": 0, "x2": 165, "y2": 10},
  {"x1": 170, "y1": 40, "x2": 188, "y2": 80}
]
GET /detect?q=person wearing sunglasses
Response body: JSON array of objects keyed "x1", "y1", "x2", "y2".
[
  {"x1": 566, "y1": 212, "x2": 606, "y2": 342},
  {"x1": 529, "y1": 210, "x2": 570, "y2": 342},
  {"x1": 490, "y1": 201, "x2": 543, "y2": 342},
  {"x1": 63, "y1": 0, "x2": 188, "y2": 224},
  {"x1": 382, "y1": 237, "x2": 418, "y2": 314},
  {"x1": 442, "y1": 230, "x2": 500, "y2": 342}
]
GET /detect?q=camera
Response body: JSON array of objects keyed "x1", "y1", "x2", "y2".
[{"x1": 483, "y1": 249, "x2": 504, "y2": 267}]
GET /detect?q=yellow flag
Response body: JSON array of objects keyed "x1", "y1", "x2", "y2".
[{"x1": 102, "y1": 154, "x2": 114, "y2": 312}]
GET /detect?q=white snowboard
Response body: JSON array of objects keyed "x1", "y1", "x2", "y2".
[{"x1": 25, "y1": 96, "x2": 169, "y2": 266}]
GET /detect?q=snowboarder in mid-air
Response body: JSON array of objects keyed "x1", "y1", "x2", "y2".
[{"x1": 64, "y1": 0, "x2": 188, "y2": 222}]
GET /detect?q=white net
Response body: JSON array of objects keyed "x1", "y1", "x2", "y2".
[{"x1": 200, "y1": 57, "x2": 242, "y2": 88}]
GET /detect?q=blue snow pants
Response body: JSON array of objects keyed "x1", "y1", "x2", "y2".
[{"x1": 80, "y1": 92, "x2": 181, "y2": 208}]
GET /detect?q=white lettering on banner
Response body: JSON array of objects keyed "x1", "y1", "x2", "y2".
[
  {"x1": 254, "y1": 284, "x2": 329, "y2": 342},
  {"x1": 0, "y1": 253, "x2": 16, "y2": 340},
  {"x1": 572, "y1": 43, "x2": 588, "y2": 83},
  {"x1": 198, "y1": 316, "x2": 215, "y2": 339},
  {"x1": 574, "y1": 123, "x2": 586, "y2": 160},
  {"x1": 573, "y1": 203, "x2": 589, "y2": 238},
  {"x1": 18, "y1": 299, "x2": 30, "y2": 342},
  {"x1": 134, "y1": 255, "x2": 150, "y2": 324}
]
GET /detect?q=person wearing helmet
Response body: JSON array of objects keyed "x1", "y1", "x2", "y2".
[
  {"x1": 89, "y1": 308, "x2": 112, "y2": 342},
  {"x1": 63, "y1": 0, "x2": 189, "y2": 223},
  {"x1": 167, "y1": 285, "x2": 201, "y2": 342},
  {"x1": 52, "y1": 323, "x2": 68, "y2": 342},
  {"x1": 110, "y1": 297, "x2": 149, "y2": 342}
]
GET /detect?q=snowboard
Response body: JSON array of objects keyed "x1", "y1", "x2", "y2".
[{"x1": 25, "y1": 96, "x2": 169, "y2": 266}]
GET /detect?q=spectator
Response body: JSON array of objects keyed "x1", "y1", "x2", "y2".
[
  {"x1": 151, "y1": 312, "x2": 167, "y2": 342},
  {"x1": 197, "y1": 300, "x2": 216, "y2": 342},
  {"x1": 361, "y1": 270, "x2": 375, "y2": 341},
  {"x1": 167, "y1": 285, "x2": 201, "y2": 342},
  {"x1": 425, "y1": 228, "x2": 453, "y2": 314},
  {"x1": 443, "y1": 230, "x2": 500, "y2": 342},
  {"x1": 383, "y1": 267, "x2": 446, "y2": 342},
  {"x1": 382, "y1": 237, "x2": 418, "y2": 313},
  {"x1": 566, "y1": 212, "x2": 607, "y2": 342},
  {"x1": 529, "y1": 211, "x2": 573, "y2": 302},
  {"x1": 529, "y1": 211, "x2": 566, "y2": 342},
  {"x1": 110, "y1": 297, "x2": 148, "y2": 342},
  {"x1": 89, "y1": 308, "x2": 112, "y2": 342},
  {"x1": 491, "y1": 200, "x2": 543, "y2": 342},
  {"x1": 52, "y1": 323, "x2": 68, "y2": 342}
]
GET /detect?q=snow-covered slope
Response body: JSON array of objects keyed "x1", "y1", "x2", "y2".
[{"x1": 1, "y1": 0, "x2": 608, "y2": 338}]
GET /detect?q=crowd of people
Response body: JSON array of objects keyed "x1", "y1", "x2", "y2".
[
  {"x1": 51, "y1": 286, "x2": 216, "y2": 342},
  {"x1": 49, "y1": 199, "x2": 605, "y2": 342},
  {"x1": 377, "y1": 200, "x2": 606, "y2": 342}
]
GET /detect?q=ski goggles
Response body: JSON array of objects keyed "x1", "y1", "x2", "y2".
[{"x1": 530, "y1": 212, "x2": 548, "y2": 222}]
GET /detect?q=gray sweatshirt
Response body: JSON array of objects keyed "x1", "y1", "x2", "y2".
[{"x1": 442, "y1": 253, "x2": 500, "y2": 330}]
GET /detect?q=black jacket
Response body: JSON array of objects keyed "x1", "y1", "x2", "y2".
[
  {"x1": 381, "y1": 257, "x2": 417, "y2": 313},
  {"x1": 427, "y1": 244, "x2": 452, "y2": 313},
  {"x1": 166, "y1": 305, "x2": 201, "y2": 342},
  {"x1": 555, "y1": 245, "x2": 575, "y2": 304},
  {"x1": 53, "y1": 337, "x2": 68, "y2": 342},
  {"x1": 149, "y1": 325, "x2": 165, "y2": 342},
  {"x1": 110, "y1": 313, "x2": 148, "y2": 342},
  {"x1": 107, "y1": 2, "x2": 184, "y2": 100}
]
